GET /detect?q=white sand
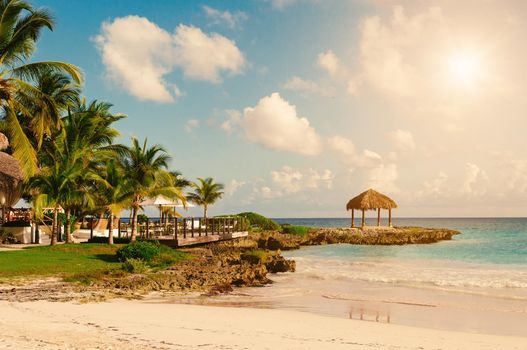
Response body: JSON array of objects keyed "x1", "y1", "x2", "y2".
[{"x1": 0, "y1": 299, "x2": 525, "y2": 349}]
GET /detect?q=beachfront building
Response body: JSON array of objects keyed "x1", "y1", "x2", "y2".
[
  {"x1": 0, "y1": 133, "x2": 23, "y2": 224},
  {"x1": 346, "y1": 189, "x2": 398, "y2": 228}
]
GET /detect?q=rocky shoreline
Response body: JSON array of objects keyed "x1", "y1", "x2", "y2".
[{"x1": 0, "y1": 226, "x2": 459, "y2": 302}]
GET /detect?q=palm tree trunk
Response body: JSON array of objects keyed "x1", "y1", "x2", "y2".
[
  {"x1": 203, "y1": 206, "x2": 207, "y2": 220},
  {"x1": 51, "y1": 206, "x2": 58, "y2": 246},
  {"x1": 130, "y1": 206, "x2": 138, "y2": 242},
  {"x1": 108, "y1": 212, "x2": 114, "y2": 245},
  {"x1": 65, "y1": 208, "x2": 72, "y2": 244}
]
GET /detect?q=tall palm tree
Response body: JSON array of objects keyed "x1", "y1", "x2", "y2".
[
  {"x1": 0, "y1": 0, "x2": 82, "y2": 178},
  {"x1": 29, "y1": 155, "x2": 85, "y2": 245},
  {"x1": 98, "y1": 160, "x2": 131, "y2": 244},
  {"x1": 187, "y1": 177, "x2": 224, "y2": 219},
  {"x1": 122, "y1": 138, "x2": 186, "y2": 241},
  {"x1": 28, "y1": 98, "x2": 124, "y2": 245}
]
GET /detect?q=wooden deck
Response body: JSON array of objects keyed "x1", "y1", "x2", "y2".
[{"x1": 114, "y1": 217, "x2": 250, "y2": 248}]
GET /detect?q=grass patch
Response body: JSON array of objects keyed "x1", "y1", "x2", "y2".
[
  {"x1": 0, "y1": 244, "x2": 123, "y2": 281},
  {"x1": 0, "y1": 243, "x2": 191, "y2": 282},
  {"x1": 281, "y1": 225, "x2": 310, "y2": 236},
  {"x1": 240, "y1": 249, "x2": 276, "y2": 264}
]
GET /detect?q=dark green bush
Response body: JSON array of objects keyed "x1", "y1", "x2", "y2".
[
  {"x1": 116, "y1": 241, "x2": 160, "y2": 262},
  {"x1": 237, "y1": 212, "x2": 280, "y2": 231},
  {"x1": 0, "y1": 229, "x2": 16, "y2": 244},
  {"x1": 2, "y1": 220, "x2": 31, "y2": 227},
  {"x1": 121, "y1": 258, "x2": 148, "y2": 273},
  {"x1": 281, "y1": 225, "x2": 310, "y2": 236},
  {"x1": 87, "y1": 236, "x2": 131, "y2": 244}
]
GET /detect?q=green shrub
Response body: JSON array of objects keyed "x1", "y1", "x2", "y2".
[
  {"x1": 57, "y1": 213, "x2": 77, "y2": 228},
  {"x1": 121, "y1": 258, "x2": 148, "y2": 273},
  {"x1": 137, "y1": 214, "x2": 148, "y2": 223},
  {"x1": 281, "y1": 225, "x2": 310, "y2": 236},
  {"x1": 116, "y1": 241, "x2": 160, "y2": 262},
  {"x1": 241, "y1": 249, "x2": 275, "y2": 264},
  {"x1": 0, "y1": 229, "x2": 16, "y2": 244},
  {"x1": 237, "y1": 212, "x2": 280, "y2": 231},
  {"x1": 87, "y1": 236, "x2": 131, "y2": 244}
]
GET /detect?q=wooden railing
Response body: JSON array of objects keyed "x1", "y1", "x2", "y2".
[{"x1": 115, "y1": 216, "x2": 249, "y2": 242}]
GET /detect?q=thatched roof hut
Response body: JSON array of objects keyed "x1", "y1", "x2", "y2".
[
  {"x1": 0, "y1": 133, "x2": 23, "y2": 209},
  {"x1": 346, "y1": 189, "x2": 397, "y2": 228}
]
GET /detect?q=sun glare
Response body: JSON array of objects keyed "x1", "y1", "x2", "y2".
[{"x1": 446, "y1": 51, "x2": 484, "y2": 88}]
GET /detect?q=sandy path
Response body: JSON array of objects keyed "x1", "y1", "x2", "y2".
[{"x1": 0, "y1": 299, "x2": 525, "y2": 349}]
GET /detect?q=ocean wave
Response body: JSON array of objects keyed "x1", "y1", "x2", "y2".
[{"x1": 293, "y1": 257, "x2": 527, "y2": 290}]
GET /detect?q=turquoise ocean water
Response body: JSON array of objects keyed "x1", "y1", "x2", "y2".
[{"x1": 274, "y1": 218, "x2": 527, "y2": 266}]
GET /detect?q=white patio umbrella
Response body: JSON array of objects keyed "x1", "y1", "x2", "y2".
[{"x1": 140, "y1": 195, "x2": 194, "y2": 222}]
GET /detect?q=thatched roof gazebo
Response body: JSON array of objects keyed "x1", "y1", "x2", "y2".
[
  {"x1": 0, "y1": 133, "x2": 23, "y2": 218},
  {"x1": 346, "y1": 189, "x2": 397, "y2": 228}
]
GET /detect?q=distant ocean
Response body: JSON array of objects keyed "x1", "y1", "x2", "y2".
[
  {"x1": 248, "y1": 218, "x2": 527, "y2": 335},
  {"x1": 273, "y1": 217, "x2": 527, "y2": 267}
]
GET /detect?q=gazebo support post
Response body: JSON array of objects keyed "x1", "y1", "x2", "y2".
[
  {"x1": 389, "y1": 208, "x2": 392, "y2": 227},
  {"x1": 351, "y1": 209, "x2": 355, "y2": 228},
  {"x1": 361, "y1": 209, "x2": 365, "y2": 228},
  {"x1": 377, "y1": 208, "x2": 381, "y2": 227}
]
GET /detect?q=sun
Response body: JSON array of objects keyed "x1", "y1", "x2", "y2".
[{"x1": 446, "y1": 51, "x2": 484, "y2": 88}]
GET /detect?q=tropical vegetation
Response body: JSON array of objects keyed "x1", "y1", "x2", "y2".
[{"x1": 0, "y1": 0, "x2": 224, "y2": 246}]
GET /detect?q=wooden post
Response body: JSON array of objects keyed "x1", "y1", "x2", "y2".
[
  {"x1": 191, "y1": 217, "x2": 195, "y2": 238},
  {"x1": 90, "y1": 217, "x2": 94, "y2": 239},
  {"x1": 377, "y1": 208, "x2": 381, "y2": 227},
  {"x1": 173, "y1": 217, "x2": 178, "y2": 246},
  {"x1": 361, "y1": 209, "x2": 365, "y2": 228},
  {"x1": 351, "y1": 209, "x2": 355, "y2": 228},
  {"x1": 118, "y1": 218, "x2": 121, "y2": 238},
  {"x1": 198, "y1": 218, "x2": 202, "y2": 237},
  {"x1": 183, "y1": 218, "x2": 187, "y2": 238},
  {"x1": 389, "y1": 208, "x2": 392, "y2": 227},
  {"x1": 222, "y1": 218, "x2": 226, "y2": 236},
  {"x1": 146, "y1": 218, "x2": 150, "y2": 239}
]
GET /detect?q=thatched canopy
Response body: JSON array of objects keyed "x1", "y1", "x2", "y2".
[
  {"x1": 0, "y1": 132, "x2": 8, "y2": 151},
  {"x1": 346, "y1": 189, "x2": 397, "y2": 211},
  {"x1": 0, "y1": 151, "x2": 23, "y2": 207}
]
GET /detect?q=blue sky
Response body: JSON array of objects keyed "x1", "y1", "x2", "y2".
[{"x1": 30, "y1": 0, "x2": 527, "y2": 218}]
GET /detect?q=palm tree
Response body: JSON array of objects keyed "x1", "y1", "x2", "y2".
[
  {"x1": 98, "y1": 160, "x2": 131, "y2": 244},
  {"x1": 187, "y1": 177, "x2": 224, "y2": 219},
  {"x1": 28, "y1": 98, "x2": 124, "y2": 245},
  {"x1": 29, "y1": 156, "x2": 85, "y2": 245},
  {"x1": 122, "y1": 138, "x2": 186, "y2": 241},
  {"x1": 0, "y1": 0, "x2": 82, "y2": 178}
]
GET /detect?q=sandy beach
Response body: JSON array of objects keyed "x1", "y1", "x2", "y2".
[{"x1": 1, "y1": 298, "x2": 525, "y2": 349}]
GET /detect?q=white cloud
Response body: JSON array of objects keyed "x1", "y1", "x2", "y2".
[
  {"x1": 462, "y1": 163, "x2": 489, "y2": 196},
  {"x1": 271, "y1": 166, "x2": 333, "y2": 193},
  {"x1": 389, "y1": 129, "x2": 416, "y2": 151},
  {"x1": 366, "y1": 163, "x2": 399, "y2": 194},
  {"x1": 282, "y1": 76, "x2": 333, "y2": 96},
  {"x1": 185, "y1": 119, "x2": 199, "y2": 133},
  {"x1": 417, "y1": 171, "x2": 449, "y2": 199},
  {"x1": 328, "y1": 135, "x2": 382, "y2": 169},
  {"x1": 327, "y1": 135, "x2": 356, "y2": 157},
  {"x1": 202, "y1": 6, "x2": 248, "y2": 29},
  {"x1": 173, "y1": 24, "x2": 245, "y2": 82},
  {"x1": 95, "y1": 16, "x2": 245, "y2": 103},
  {"x1": 220, "y1": 109, "x2": 241, "y2": 133},
  {"x1": 318, "y1": 50, "x2": 342, "y2": 78},
  {"x1": 225, "y1": 179, "x2": 246, "y2": 197},
  {"x1": 254, "y1": 186, "x2": 283, "y2": 199},
  {"x1": 239, "y1": 93, "x2": 322, "y2": 155}
]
